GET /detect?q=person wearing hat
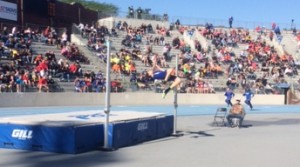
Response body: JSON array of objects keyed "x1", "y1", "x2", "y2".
[{"x1": 226, "y1": 98, "x2": 246, "y2": 127}]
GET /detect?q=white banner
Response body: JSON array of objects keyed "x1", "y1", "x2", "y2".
[{"x1": 0, "y1": 0, "x2": 17, "y2": 21}]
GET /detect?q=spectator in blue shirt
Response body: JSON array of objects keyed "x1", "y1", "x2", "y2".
[
  {"x1": 224, "y1": 88, "x2": 235, "y2": 107},
  {"x1": 243, "y1": 88, "x2": 254, "y2": 110}
]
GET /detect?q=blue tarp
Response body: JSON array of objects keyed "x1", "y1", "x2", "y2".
[
  {"x1": 0, "y1": 123, "x2": 104, "y2": 154},
  {"x1": 108, "y1": 115, "x2": 174, "y2": 149}
]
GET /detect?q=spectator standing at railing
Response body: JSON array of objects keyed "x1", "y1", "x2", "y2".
[
  {"x1": 291, "y1": 19, "x2": 295, "y2": 31},
  {"x1": 229, "y1": 16, "x2": 234, "y2": 28},
  {"x1": 175, "y1": 19, "x2": 180, "y2": 30},
  {"x1": 163, "y1": 14, "x2": 168, "y2": 21},
  {"x1": 137, "y1": 7, "x2": 143, "y2": 19},
  {"x1": 128, "y1": 6, "x2": 134, "y2": 18}
]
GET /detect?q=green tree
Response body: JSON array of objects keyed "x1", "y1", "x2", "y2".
[{"x1": 58, "y1": 0, "x2": 118, "y2": 15}]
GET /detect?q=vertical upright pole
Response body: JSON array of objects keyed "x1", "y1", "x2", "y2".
[
  {"x1": 78, "y1": 7, "x2": 81, "y2": 24},
  {"x1": 173, "y1": 54, "x2": 178, "y2": 135},
  {"x1": 104, "y1": 39, "x2": 111, "y2": 149},
  {"x1": 20, "y1": 0, "x2": 24, "y2": 28}
]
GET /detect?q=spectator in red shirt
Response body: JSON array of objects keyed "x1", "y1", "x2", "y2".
[
  {"x1": 69, "y1": 62, "x2": 78, "y2": 78},
  {"x1": 38, "y1": 75, "x2": 49, "y2": 93},
  {"x1": 22, "y1": 71, "x2": 32, "y2": 87}
]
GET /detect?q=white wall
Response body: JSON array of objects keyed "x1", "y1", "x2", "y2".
[
  {"x1": 0, "y1": 93, "x2": 285, "y2": 107},
  {"x1": 98, "y1": 17, "x2": 170, "y2": 30}
]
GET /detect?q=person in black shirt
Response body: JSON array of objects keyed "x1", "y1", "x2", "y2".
[
  {"x1": 128, "y1": 6, "x2": 134, "y2": 18},
  {"x1": 137, "y1": 7, "x2": 143, "y2": 19}
]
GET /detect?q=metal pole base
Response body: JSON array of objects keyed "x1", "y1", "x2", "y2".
[
  {"x1": 171, "y1": 132, "x2": 184, "y2": 137},
  {"x1": 98, "y1": 147, "x2": 117, "y2": 152}
]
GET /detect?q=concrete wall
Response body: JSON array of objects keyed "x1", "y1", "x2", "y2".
[
  {"x1": 194, "y1": 29, "x2": 209, "y2": 51},
  {"x1": 0, "y1": 93, "x2": 284, "y2": 108},
  {"x1": 71, "y1": 34, "x2": 85, "y2": 46},
  {"x1": 98, "y1": 17, "x2": 170, "y2": 30}
]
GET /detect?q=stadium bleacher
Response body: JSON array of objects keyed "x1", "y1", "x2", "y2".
[{"x1": 1, "y1": 15, "x2": 300, "y2": 95}]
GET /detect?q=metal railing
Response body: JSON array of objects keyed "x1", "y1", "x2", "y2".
[
  {"x1": 167, "y1": 16, "x2": 296, "y2": 30},
  {"x1": 100, "y1": 10, "x2": 167, "y2": 22},
  {"x1": 98, "y1": 10, "x2": 298, "y2": 30}
]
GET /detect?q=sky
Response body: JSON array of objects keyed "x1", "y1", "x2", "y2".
[{"x1": 97, "y1": 0, "x2": 300, "y2": 29}]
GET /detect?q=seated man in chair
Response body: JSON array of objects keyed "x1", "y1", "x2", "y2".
[{"x1": 226, "y1": 99, "x2": 246, "y2": 127}]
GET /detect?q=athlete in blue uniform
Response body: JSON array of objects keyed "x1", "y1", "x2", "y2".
[
  {"x1": 224, "y1": 88, "x2": 235, "y2": 107},
  {"x1": 148, "y1": 66, "x2": 182, "y2": 98},
  {"x1": 243, "y1": 88, "x2": 254, "y2": 110}
]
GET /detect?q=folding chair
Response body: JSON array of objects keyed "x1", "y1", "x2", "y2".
[{"x1": 213, "y1": 107, "x2": 227, "y2": 126}]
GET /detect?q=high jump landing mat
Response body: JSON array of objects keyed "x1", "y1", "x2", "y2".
[{"x1": 0, "y1": 110, "x2": 173, "y2": 154}]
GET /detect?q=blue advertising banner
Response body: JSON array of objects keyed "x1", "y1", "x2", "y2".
[
  {"x1": 108, "y1": 115, "x2": 173, "y2": 149},
  {"x1": 156, "y1": 115, "x2": 174, "y2": 138},
  {"x1": 0, "y1": 111, "x2": 171, "y2": 153},
  {"x1": 0, "y1": 123, "x2": 104, "y2": 154}
]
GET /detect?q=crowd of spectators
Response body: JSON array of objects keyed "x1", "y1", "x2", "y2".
[
  {"x1": 74, "y1": 20, "x2": 298, "y2": 94},
  {"x1": 0, "y1": 25, "x2": 50, "y2": 92},
  {"x1": 76, "y1": 20, "x2": 184, "y2": 92},
  {"x1": 2, "y1": 16, "x2": 299, "y2": 95},
  {"x1": 199, "y1": 22, "x2": 298, "y2": 94},
  {"x1": 0, "y1": 24, "x2": 91, "y2": 93}
]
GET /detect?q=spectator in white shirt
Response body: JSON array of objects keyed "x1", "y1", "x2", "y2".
[
  {"x1": 61, "y1": 32, "x2": 68, "y2": 46},
  {"x1": 284, "y1": 66, "x2": 293, "y2": 76}
]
